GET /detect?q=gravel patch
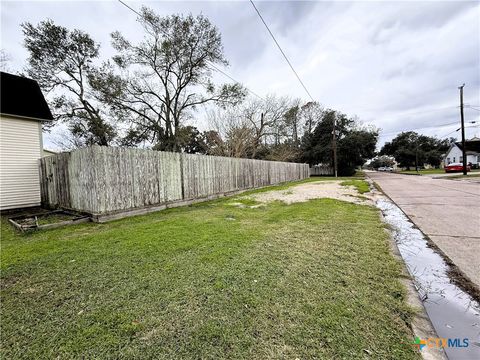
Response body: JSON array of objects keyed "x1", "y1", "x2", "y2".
[{"x1": 247, "y1": 181, "x2": 371, "y2": 205}]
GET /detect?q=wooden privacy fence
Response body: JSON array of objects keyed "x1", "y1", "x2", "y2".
[
  {"x1": 39, "y1": 146, "x2": 309, "y2": 218},
  {"x1": 310, "y1": 165, "x2": 334, "y2": 176}
]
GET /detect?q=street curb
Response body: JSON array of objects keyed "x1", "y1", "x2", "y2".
[
  {"x1": 365, "y1": 177, "x2": 446, "y2": 360},
  {"x1": 366, "y1": 174, "x2": 480, "y2": 303}
]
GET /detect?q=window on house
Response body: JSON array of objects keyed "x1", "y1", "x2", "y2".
[
  {"x1": 447, "y1": 158, "x2": 450, "y2": 164},
  {"x1": 453, "y1": 157, "x2": 456, "y2": 162},
  {"x1": 460, "y1": 156, "x2": 463, "y2": 162}
]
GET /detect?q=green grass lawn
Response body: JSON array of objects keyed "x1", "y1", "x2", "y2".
[
  {"x1": 400, "y1": 168, "x2": 480, "y2": 176},
  {"x1": 1, "y1": 180, "x2": 419, "y2": 359},
  {"x1": 442, "y1": 173, "x2": 480, "y2": 180},
  {"x1": 399, "y1": 168, "x2": 445, "y2": 175},
  {"x1": 339, "y1": 180, "x2": 370, "y2": 194}
]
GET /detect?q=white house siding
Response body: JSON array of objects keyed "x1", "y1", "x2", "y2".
[
  {"x1": 444, "y1": 144, "x2": 480, "y2": 166},
  {"x1": 445, "y1": 146, "x2": 463, "y2": 165},
  {"x1": 0, "y1": 115, "x2": 42, "y2": 210},
  {"x1": 466, "y1": 154, "x2": 479, "y2": 165}
]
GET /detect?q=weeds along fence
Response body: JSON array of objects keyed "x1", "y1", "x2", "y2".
[{"x1": 39, "y1": 146, "x2": 309, "y2": 219}]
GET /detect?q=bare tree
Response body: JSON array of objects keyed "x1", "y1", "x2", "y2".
[
  {"x1": 265, "y1": 143, "x2": 300, "y2": 162},
  {"x1": 247, "y1": 95, "x2": 291, "y2": 157},
  {"x1": 93, "y1": 7, "x2": 245, "y2": 151},
  {"x1": 207, "y1": 105, "x2": 254, "y2": 158},
  {"x1": 226, "y1": 125, "x2": 255, "y2": 158},
  {"x1": 207, "y1": 94, "x2": 299, "y2": 159},
  {"x1": 0, "y1": 49, "x2": 12, "y2": 72}
]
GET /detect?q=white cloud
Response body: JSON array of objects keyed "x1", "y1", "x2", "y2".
[{"x1": 1, "y1": 0, "x2": 479, "y2": 150}]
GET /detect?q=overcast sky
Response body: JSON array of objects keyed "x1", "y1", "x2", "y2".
[{"x1": 1, "y1": 0, "x2": 479, "y2": 150}]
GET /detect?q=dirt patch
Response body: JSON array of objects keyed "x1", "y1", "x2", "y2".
[
  {"x1": 245, "y1": 181, "x2": 372, "y2": 205},
  {"x1": 8, "y1": 209, "x2": 90, "y2": 231}
]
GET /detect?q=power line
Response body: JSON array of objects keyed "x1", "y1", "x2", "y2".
[
  {"x1": 379, "y1": 121, "x2": 459, "y2": 136},
  {"x1": 395, "y1": 105, "x2": 458, "y2": 117},
  {"x1": 207, "y1": 63, "x2": 264, "y2": 100},
  {"x1": 439, "y1": 129, "x2": 459, "y2": 139},
  {"x1": 379, "y1": 121, "x2": 478, "y2": 138},
  {"x1": 249, "y1": 0, "x2": 314, "y2": 102},
  {"x1": 438, "y1": 124, "x2": 479, "y2": 139},
  {"x1": 118, "y1": 0, "x2": 142, "y2": 17},
  {"x1": 117, "y1": 0, "x2": 264, "y2": 101}
]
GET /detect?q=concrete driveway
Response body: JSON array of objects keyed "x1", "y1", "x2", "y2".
[{"x1": 367, "y1": 171, "x2": 480, "y2": 288}]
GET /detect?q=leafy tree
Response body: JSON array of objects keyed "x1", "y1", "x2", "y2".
[
  {"x1": 170, "y1": 125, "x2": 205, "y2": 154},
  {"x1": 201, "y1": 130, "x2": 226, "y2": 156},
  {"x1": 301, "y1": 110, "x2": 347, "y2": 166},
  {"x1": 338, "y1": 129, "x2": 378, "y2": 175},
  {"x1": 92, "y1": 7, "x2": 245, "y2": 151},
  {"x1": 283, "y1": 101, "x2": 301, "y2": 145},
  {"x1": 299, "y1": 101, "x2": 323, "y2": 135},
  {"x1": 424, "y1": 150, "x2": 443, "y2": 167},
  {"x1": 22, "y1": 20, "x2": 116, "y2": 145},
  {"x1": 301, "y1": 110, "x2": 378, "y2": 175},
  {"x1": 380, "y1": 132, "x2": 451, "y2": 169},
  {"x1": 369, "y1": 155, "x2": 395, "y2": 169}
]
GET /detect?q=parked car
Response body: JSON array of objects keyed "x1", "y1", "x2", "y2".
[
  {"x1": 385, "y1": 167, "x2": 394, "y2": 172},
  {"x1": 377, "y1": 166, "x2": 393, "y2": 172},
  {"x1": 445, "y1": 163, "x2": 471, "y2": 173},
  {"x1": 377, "y1": 167, "x2": 386, "y2": 171}
]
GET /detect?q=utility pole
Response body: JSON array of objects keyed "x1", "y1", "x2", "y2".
[
  {"x1": 415, "y1": 140, "x2": 419, "y2": 173},
  {"x1": 332, "y1": 117, "x2": 338, "y2": 178},
  {"x1": 459, "y1": 84, "x2": 467, "y2": 175}
]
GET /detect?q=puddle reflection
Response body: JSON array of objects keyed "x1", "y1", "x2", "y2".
[{"x1": 376, "y1": 199, "x2": 480, "y2": 360}]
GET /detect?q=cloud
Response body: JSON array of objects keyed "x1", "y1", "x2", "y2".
[
  {"x1": 253, "y1": 1, "x2": 318, "y2": 36},
  {"x1": 1, "y1": 0, "x2": 479, "y2": 150}
]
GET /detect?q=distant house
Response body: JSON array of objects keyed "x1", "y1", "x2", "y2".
[
  {"x1": 0, "y1": 72, "x2": 53, "y2": 210},
  {"x1": 443, "y1": 137, "x2": 480, "y2": 168}
]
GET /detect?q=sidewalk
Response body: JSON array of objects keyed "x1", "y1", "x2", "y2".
[{"x1": 367, "y1": 171, "x2": 480, "y2": 288}]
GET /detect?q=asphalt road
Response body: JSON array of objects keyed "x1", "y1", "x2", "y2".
[{"x1": 368, "y1": 171, "x2": 480, "y2": 288}]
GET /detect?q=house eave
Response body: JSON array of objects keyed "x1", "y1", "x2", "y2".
[{"x1": 0, "y1": 112, "x2": 54, "y2": 122}]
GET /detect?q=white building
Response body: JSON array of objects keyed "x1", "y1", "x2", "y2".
[
  {"x1": 444, "y1": 137, "x2": 480, "y2": 168},
  {"x1": 0, "y1": 72, "x2": 53, "y2": 210}
]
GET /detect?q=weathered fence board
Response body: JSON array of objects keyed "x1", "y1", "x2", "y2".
[
  {"x1": 39, "y1": 146, "x2": 309, "y2": 216},
  {"x1": 39, "y1": 152, "x2": 71, "y2": 209},
  {"x1": 310, "y1": 165, "x2": 334, "y2": 176}
]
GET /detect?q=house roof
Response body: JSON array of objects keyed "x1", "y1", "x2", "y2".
[
  {"x1": 443, "y1": 140, "x2": 480, "y2": 159},
  {"x1": 455, "y1": 138, "x2": 480, "y2": 153},
  {"x1": 0, "y1": 72, "x2": 53, "y2": 121}
]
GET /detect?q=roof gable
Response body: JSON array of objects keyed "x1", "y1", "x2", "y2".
[
  {"x1": 0, "y1": 72, "x2": 53, "y2": 121},
  {"x1": 455, "y1": 138, "x2": 480, "y2": 153},
  {"x1": 444, "y1": 143, "x2": 460, "y2": 158}
]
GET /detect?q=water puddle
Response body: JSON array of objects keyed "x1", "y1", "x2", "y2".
[{"x1": 376, "y1": 198, "x2": 480, "y2": 360}]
